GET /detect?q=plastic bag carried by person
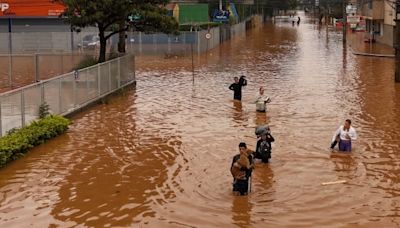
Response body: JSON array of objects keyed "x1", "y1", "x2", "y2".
[{"x1": 255, "y1": 125, "x2": 270, "y2": 136}]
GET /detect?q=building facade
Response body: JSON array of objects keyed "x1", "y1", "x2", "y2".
[{"x1": 358, "y1": 0, "x2": 395, "y2": 47}]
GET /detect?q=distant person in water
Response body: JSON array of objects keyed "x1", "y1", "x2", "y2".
[
  {"x1": 229, "y1": 76, "x2": 247, "y2": 101},
  {"x1": 331, "y1": 119, "x2": 357, "y2": 152},
  {"x1": 297, "y1": 16, "x2": 301, "y2": 25}
]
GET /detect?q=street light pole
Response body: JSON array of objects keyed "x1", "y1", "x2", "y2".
[
  {"x1": 343, "y1": 0, "x2": 347, "y2": 44},
  {"x1": 395, "y1": 0, "x2": 400, "y2": 82},
  {"x1": 8, "y1": 17, "x2": 13, "y2": 89}
]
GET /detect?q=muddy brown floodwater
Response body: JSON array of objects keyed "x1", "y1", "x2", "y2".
[{"x1": 1, "y1": 13, "x2": 400, "y2": 227}]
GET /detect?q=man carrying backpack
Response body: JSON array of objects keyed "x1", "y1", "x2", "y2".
[{"x1": 254, "y1": 132, "x2": 275, "y2": 163}]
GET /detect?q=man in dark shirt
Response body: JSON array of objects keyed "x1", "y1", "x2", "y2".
[
  {"x1": 231, "y1": 142, "x2": 254, "y2": 196},
  {"x1": 229, "y1": 76, "x2": 247, "y2": 101}
]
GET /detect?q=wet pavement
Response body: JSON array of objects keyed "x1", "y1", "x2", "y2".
[{"x1": 0, "y1": 12, "x2": 400, "y2": 227}]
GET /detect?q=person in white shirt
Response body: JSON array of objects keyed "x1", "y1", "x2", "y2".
[
  {"x1": 331, "y1": 119, "x2": 357, "y2": 152},
  {"x1": 254, "y1": 86, "x2": 271, "y2": 112}
]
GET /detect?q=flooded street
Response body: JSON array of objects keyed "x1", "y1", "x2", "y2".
[{"x1": 1, "y1": 13, "x2": 400, "y2": 227}]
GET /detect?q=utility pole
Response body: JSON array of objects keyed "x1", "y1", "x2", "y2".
[
  {"x1": 325, "y1": 0, "x2": 328, "y2": 25},
  {"x1": 343, "y1": 0, "x2": 347, "y2": 44},
  {"x1": 395, "y1": 0, "x2": 400, "y2": 82}
]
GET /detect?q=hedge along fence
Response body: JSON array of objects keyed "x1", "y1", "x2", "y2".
[{"x1": 0, "y1": 115, "x2": 70, "y2": 167}]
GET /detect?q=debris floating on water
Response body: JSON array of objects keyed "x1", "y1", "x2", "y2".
[{"x1": 321, "y1": 180, "x2": 347, "y2": 186}]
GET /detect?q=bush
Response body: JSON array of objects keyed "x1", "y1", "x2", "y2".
[
  {"x1": 39, "y1": 102, "x2": 50, "y2": 119},
  {"x1": 0, "y1": 115, "x2": 70, "y2": 167},
  {"x1": 74, "y1": 55, "x2": 98, "y2": 70}
]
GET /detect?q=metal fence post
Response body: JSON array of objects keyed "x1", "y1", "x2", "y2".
[
  {"x1": 132, "y1": 55, "x2": 136, "y2": 81},
  {"x1": 197, "y1": 31, "x2": 201, "y2": 54},
  {"x1": 40, "y1": 82, "x2": 45, "y2": 106},
  {"x1": 153, "y1": 34, "x2": 157, "y2": 53},
  {"x1": 168, "y1": 36, "x2": 171, "y2": 54},
  {"x1": 73, "y1": 72, "x2": 77, "y2": 108},
  {"x1": 97, "y1": 64, "x2": 101, "y2": 96},
  {"x1": 117, "y1": 57, "x2": 121, "y2": 87},
  {"x1": 8, "y1": 54, "x2": 13, "y2": 89},
  {"x1": 139, "y1": 32, "x2": 142, "y2": 54},
  {"x1": 21, "y1": 89, "x2": 25, "y2": 127},
  {"x1": 35, "y1": 53, "x2": 40, "y2": 82},
  {"x1": 58, "y1": 78, "x2": 62, "y2": 114},
  {"x1": 86, "y1": 70, "x2": 90, "y2": 101},
  {"x1": 108, "y1": 61, "x2": 112, "y2": 92},
  {"x1": 60, "y1": 53, "x2": 64, "y2": 74}
]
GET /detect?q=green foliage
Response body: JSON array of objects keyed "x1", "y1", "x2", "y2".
[
  {"x1": 39, "y1": 102, "x2": 50, "y2": 119},
  {"x1": 131, "y1": 3, "x2": 178, "y2": 34},
  {"x1": 59, "y1": 0, "x2": 178, "y2": 62},
  {"x1": 0, "y1": 116, "x2": 70, "y2": 167},
  {"x1": 74, "y1": 55, "x2": 98, "y2": 70}
]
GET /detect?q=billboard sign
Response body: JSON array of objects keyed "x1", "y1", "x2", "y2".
[{"x1": 0, "y1": 1, "x2": 65, "y2": 17}]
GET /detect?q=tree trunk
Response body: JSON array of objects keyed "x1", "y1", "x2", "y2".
[
  {"x1": 98, "y1": 25, "x2": 107, "y2": 63},
  {"x1": 118, "y1": 20, "x2": 126, "y2": 53}
]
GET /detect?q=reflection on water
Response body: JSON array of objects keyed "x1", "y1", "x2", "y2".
[
  {"x1": 231, "y1": 196, "x2": 253, "y2": 227},
  {"x1": 1, "y1": 11, "x2": 400, "y2": 227}
]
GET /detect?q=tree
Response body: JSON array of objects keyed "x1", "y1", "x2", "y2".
[
  {"x1": 59, "y1": 0, "x2": 178, "y2": 62},
  {"x1": 119, "y1": 2, "x2": 179, "y2": 53}
]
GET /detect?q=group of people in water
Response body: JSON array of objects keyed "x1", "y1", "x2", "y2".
[
  {"x1": 228, "y1": 76, "x2": 357, "y2": 196},
  {"x1": 288, "y1": 14, "x2": 301, "y2": 26}
]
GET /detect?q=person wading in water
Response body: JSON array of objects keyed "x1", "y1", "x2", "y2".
[
  {"x1": 254, "y1": 86, "x2": 271, "y2": 112},
  {"x1": 254, "y1": 131, "x2": 275, "y2": 163},
  {"x1": 231, "y1": 142, "x2": 254, "y2": 196},
  {"x1": 229, "y1": 76, "x2": 247, "y2": 101},
  {"x1": 331, "y1": 119, "x2": 357, "y2": 152}
]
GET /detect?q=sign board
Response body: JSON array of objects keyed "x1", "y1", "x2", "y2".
[
  {"x1": 0, "y1": 1, "x2": 65, "y2": 17},
  {"x1": 315, "y1": 0, "x2": 319, "y2": 7},
  {"x1": 128, "y1": 14, "x2": 141, "y2": 22},
  {"x1": 0, "y1": 3, "x2": 9, "y2": 12},
  {"x1": 205, "y1": 33, "x2": 211, "y2": 39},
  {"x1": 346, "y1": 4, "x2": 357, "y2": 15},
  {"x1": 347, "y1": 16, "x2": 360, "y2": 24},
  {"x1": 213, "y1": 9, "x2": 230, "y2": 23}
]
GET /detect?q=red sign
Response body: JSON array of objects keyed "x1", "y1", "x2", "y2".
[{"x1": 0, "y1": 0, "x2": 65, "y2": 17}]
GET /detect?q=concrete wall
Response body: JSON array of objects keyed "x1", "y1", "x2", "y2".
[
  {"x1": 0, "y1": 18, "x2": 70, "y2": 32},
  {"x1": 0, "y1": 18, "x2": 98, "y2": 53},
  {"x1": 377, "y1": 24, "x2": 394, "y2": 47},
  {"x1": 384, "y1": 1, "x2": 395, "y2": 26}
]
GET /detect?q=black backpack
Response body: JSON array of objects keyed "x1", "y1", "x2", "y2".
[{"x1": 259, "y1": 141, "x2": 271, "y2": 161}]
